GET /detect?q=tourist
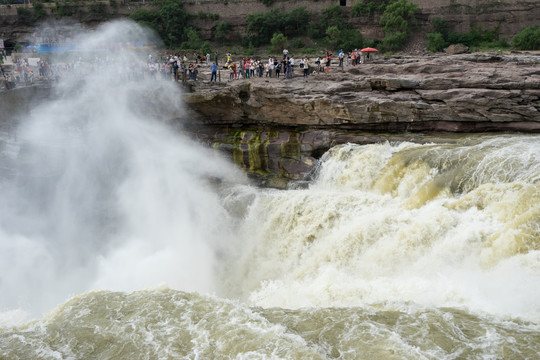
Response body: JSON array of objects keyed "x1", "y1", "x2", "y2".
[
  {"x1": 269, "y1": 60, "x2": 274, "y2": 78},
  {"x1": 229, "y1": 63, "x2": 235, "y2": 79},
  {"x1": 275, "y1": 61, "x2": 282, "y2": 78},
  {"x1": 302, "y1": 57, "x2": 310, "y2": 77},
  {"x1": 7, "y1": 73, "x2": 14, "y2": 89},
  {"x1": 172, "y1": 61, "x2": 179, "y2": 82},
  {"x1": 258, "y1": 60, "x2": 264, "y2": 77},
  {"x1": 2, "y1": 74, "x2": 10, "y2": 90},
  {"x1": 210, "y1": 62, "x2": 218, "y2": 82},
  {"x1": 285, "y1": 59, "x2": 292, "y2": 79},
  {"x1": 250, "y1": 61, "x2": 255, "y2": 78},
  {"x1": 314, "y1": 56, "x2": 321, "y2": 73},
  {"x1": 244, "y1": 60, "x2": 250, "y2": 79},
  {"x1": 325, "y1": 53, "x2": 331, "y2": 74},
  {"x1": 238, "y1": 59, "x2": 244, "y2": 79},
  {"x1": 188, "y1": 63, "x2": 194, "y2": 80}
]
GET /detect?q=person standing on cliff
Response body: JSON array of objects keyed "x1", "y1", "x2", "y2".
[
  {"x1": 238, "y1": 58, "x2": 244, "y2": 79},
  {"x1": 325, "y1": 53, "x2": 332, "y2": 74},
  {"x1": 210, "y1": 62, "x2": 218, "y2": 82},
  {"x1": 314, "y1": 56, "x2": 322, "y2": 73},
  {"x1": 188, "y1": 62, "x2": 193, "y2": 81},
  {"x1": 2, "y1": 74, "x2": 11, "y2": 90},
  {"x1": 285, "y1": 58, "x2": 292, "y2": 79},
  {"x1": 269, "y1": 60, "x2": 274, "y2": 78},
  {"x1": 214, "y1": 52, "x2": 219, "y2": 66},
  {"x1": 281, "y1": 58, "x2": 288, "y2": 79},
  {"x1": 172, "y1": 61, "x2": 179, "y2": 82},
  {"x1": 302, "y1": 57, "x2": 310, "y2": 78}
]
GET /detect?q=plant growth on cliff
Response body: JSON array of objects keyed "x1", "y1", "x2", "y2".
[
  {"x1": 130, "y1": 0, "x2": 191, "y2": 48},
  {"x1": 16, "y1": 7, "x2": 35, "y2": 25},
  {"x1": 270, "y1": 32, "x2": 287, "y2": 52},
  {"x1": 426, "y1": 17, "x2": 511, "y2": 52},
  {"x1": 216, "y1": 21, "x2": 232, "y2": 43},
  {"x1": 513, "y1": 26, "x2": 540, "y2": 50},
  {"x1": 244, "y1": 7, "x2": 309, "y2": 47},
  {"x1": 379, "y1": 0, "x2": 418, "y2": 51},
  {"x1": 88, "y1": 0, "x2": 107, "y2": 14},
  {"x1": 53, "y1": 0, "x2": 79, "y2": 17},
  {"x1": 16, "y1": 3, "x2": 46, "y2": 25},
  {"x1": 352, "y1": 0, "x2": 391, "y2": 17},
  {"x1": 307, "y1": 4, "x2": 366, "y2": 50},
  {"x1": 259, "y1": 0, "x2": 275, "y2": 6}
]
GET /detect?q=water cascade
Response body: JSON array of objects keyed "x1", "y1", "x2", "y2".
[{"x1": 1, "y1": 21, "x2": 539, "y2": 360}]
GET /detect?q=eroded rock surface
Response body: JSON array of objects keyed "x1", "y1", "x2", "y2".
[
  {"x1": 180, "y1": 53, "x2": 540, "y2": 186},
  {"x1": 183, "y1": 54, "x2": 540, "y2": 132}
]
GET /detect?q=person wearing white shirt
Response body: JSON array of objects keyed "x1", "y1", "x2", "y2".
[{"x1": 289, "y1": 56, "x2": 295, "y2": 74}]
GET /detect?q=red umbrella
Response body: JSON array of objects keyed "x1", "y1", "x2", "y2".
[{"x1": 361, "y1": 47, "x2": 378, "y2": 52}]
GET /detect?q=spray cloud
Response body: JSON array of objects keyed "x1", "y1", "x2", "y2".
[{"x1": 0, "y1": 20, "x2": 243, "y2": 316}]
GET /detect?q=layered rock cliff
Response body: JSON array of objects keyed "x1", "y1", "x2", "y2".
[
  {"x1": 183, "y1": 54, "x2": 540, "y2": 131},
  {"x1": 179, "y1": 53, "x2": 540, "y2": 186},
  {"x1": 2, "y1": 53, "x2": 539, "y2": 187}
]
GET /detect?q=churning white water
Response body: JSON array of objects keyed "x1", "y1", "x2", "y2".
[
  {"x1": 1, "y1": 21, "x2": 540, "y2": 360},
  {"x1": 0, "y1": 21, "x2": 243, "y2": 318},
  {"x1": 225, "y1": 139, "x2": 540, "y2": 322}
]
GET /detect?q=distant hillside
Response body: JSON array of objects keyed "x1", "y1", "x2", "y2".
[{"x1": 0, "y1": 0, "x2": 538, "y2": 52}]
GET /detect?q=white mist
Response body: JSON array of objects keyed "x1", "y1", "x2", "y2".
[{"x1": 0, "y1": 20, "x2": 243, "y2": 317}]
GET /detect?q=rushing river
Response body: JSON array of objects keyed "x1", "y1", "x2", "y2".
[{"x1": 1, "y1": 21, "x2": 540, "y2": 359}]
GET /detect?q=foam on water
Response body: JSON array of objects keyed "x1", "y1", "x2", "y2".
[
  {"x1": 1, "y1": 20, "x2": 540, "y2": 360},
  {"x1": 223, "y1": 139, "x2": 540, "y2": 322},
  {"x1": 2, "y1": 289, "x2": 539, "y2": 359}
]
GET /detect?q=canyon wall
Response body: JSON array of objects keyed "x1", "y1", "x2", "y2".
[
  {"x1": 185, "y1": 0, "x2": 540, "y2": 42},
  {"x1": 1, "y1": 0, "x2": 539, "y2": 49}
]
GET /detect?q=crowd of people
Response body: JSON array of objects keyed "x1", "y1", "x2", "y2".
[
  {"x1": 162, "y1": 48, "x2": 371, "y2": 85},
  {"x1": 1, "y1": 48, "x2": 374, "y2": 90},
  {"x1": 1, "y1": 58, "x2": 37, "y2": 90}
]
